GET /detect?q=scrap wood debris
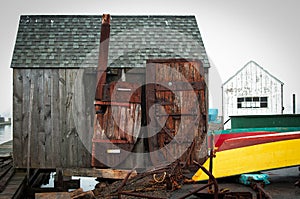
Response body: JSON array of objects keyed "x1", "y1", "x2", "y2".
[{"x1": 92, "y1": 160, "x2": 191, "y2": 199}]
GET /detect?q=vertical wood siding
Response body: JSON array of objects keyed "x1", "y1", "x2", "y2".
[{"x1": 13, "y1": 68, "x2": 95, "y2": 168}]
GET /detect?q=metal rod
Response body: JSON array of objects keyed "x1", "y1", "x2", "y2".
[
  {"x1": 281, "y1": 84, "x2": 284, "y2": 114},
  {"x1": 293, "y1": 94, "x2": 296, "y2": 114},
  {"x1": 253, "y1": 182, "x2": 273, "y2": 199},
  {"x1": 117, "y1": 168, "x2": 135, "y2": 193},
  {"x1": 223, "y1": 118, "x2": 231, "y2": 125},
  {"x1": 178, "y1": 182, "x2": 214, "y2": 199},
  {"x1": 208, "y1": 132, "x2": 214, "y2": 192},
  {"x1": 193, "y1": 160, "x2": 219, "y2": 199},
  {"x1": 118, "y1": 191, "x2": 167, "y2": 199}
]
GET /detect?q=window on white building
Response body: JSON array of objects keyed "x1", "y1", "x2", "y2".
[{"x1": 237, "y1": 96, "x2": 268, "y2": 108}]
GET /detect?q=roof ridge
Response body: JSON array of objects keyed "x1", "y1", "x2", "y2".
[
  {"x1": 20, "y1": 15, "x2": 196, "y2": 18},
  {"x1": 222, "y1": 60, "x2": 283, "y2": 86}
]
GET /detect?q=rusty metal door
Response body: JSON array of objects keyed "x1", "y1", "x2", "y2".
[{"x1": 146, "y1": 59, "x2": 207, "y2": 167}]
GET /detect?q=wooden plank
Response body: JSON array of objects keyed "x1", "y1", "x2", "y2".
[
  {"x1": 0, "y1": 159, "x2": 12, "y2": 169},
  {"x1": 51, "y1": 69, "x2": 61, "y2": 167},
  {"x1": 126, "y1": 105, "x2": 134, "y2": 143},
  {"x1": 29, "y1": 70, "x2": 37, "y2": 168},
  {"x1": 10, "y1": 172, "x2": 27, "y2": 198},
  {"x1": 75, "y1": 68, "x2": 94, "y2": 168},
  {"x1": 0, "y1": 162, "x2": 13, "y2": 179},
  {"x1": 77, "y1": 69, "x2": 85, "y2": 167},
  {"x1": 59, "y1": 69, "x2": 67, "y2": 167},
  {"x1": 70, "y1": 68, "x2": 84, "y2": 168},
  {"x1": 146, "y1": 62, "x2": 162, "y2": 166},
  {"x1": 32, "y1": 70, "x2": 44, "y2": 168},
  {"x1": 65, "y1": 70, "x2": 77, "y2": 167},
  {"x1": 38, "y1": 131, "x2": 46, "y2": 169},
  {"x1": 27, "y1": 74, "x2": 35, "y2": 174},
  {"x1": 0, "y1": 171, "x2": 26, "y2": 198},
  {"x1": 113, "y1": 106, "x2": 121, "y2": 140},
  {"x1": 63, "y1": 168, "x2": 137, "y2": 179},
  {"x1": 35, "y1": 192, "x2": 71, "y2": 199},
  {"x1": 0, "y1": 141, "x2": 12, "y2": 159},
  {"x1": 70, "y1": 188, "x2": 83, "y2": 197},
  {"x1": 44, "y1": 70, "x2": 53, "y2": 167},
  {"x1": 13, "y1": 69, "x2": 23, "y2": 168},
  {"x1": 133, "y1": 104, "x2": 141, "y2": 140},
  {"x1": 21, "y1": 69, "x2": 31, "y2": 167},
  {"x1": 119, "y1": 106, "x2": 126, "y2": 140},
  {"x1": 0, "y1": 167, "x2": 15, "y2": 192}
]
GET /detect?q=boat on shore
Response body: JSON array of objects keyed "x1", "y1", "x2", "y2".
[
  {"x1": 207, "y1": 127, "x2": 300, "y2": 149},
  {"x1": 193, "y1": 130, "x2": 300, "y2": 181}
]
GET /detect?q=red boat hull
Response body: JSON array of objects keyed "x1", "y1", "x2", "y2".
[
  {"x1": 217, "y1": 131, "x2": 300, "y2": 152},
  {"x1": 207, "y1": 131, "x2": 277, "y2": 148}
]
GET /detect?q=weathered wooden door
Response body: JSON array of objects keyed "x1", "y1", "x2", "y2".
[
  {"x1": 146, "y1": 59, "x2": 207, "y2": 167},
  {"x1": 92, "y1": 81, "x2": 142, "y2": 168}
]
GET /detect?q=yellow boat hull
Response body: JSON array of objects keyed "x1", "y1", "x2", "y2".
[{"x1": 192, "y1": 138, "x2": 300, "y2": 181}]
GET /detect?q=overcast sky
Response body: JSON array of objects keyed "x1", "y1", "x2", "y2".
[{"x1": 1, "y1": 0, "x2": 300, "y2": 117}]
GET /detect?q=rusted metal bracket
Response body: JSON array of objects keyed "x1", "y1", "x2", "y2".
[
  {"x1": 251, "y1": 181, "x2": 273, "y2": 199},
  {"x1": 178, "y1": 161, "x2": 219, "y2": 199}
]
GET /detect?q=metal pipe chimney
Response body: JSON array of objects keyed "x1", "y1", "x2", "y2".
[{"x1": 95, "y1": 14, "x2": 111, "y2": 100}]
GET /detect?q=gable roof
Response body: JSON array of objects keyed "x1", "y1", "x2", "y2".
[
  {"x1": 222, "y1": 60, "x2": 284, "y2": 86},
  {"x1": 11, "y1": 15, "x2": 210, "y2": 69}
]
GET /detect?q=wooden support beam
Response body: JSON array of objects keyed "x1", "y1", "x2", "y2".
[
  {"x1": 55, "y1": 169, "x2": 63, "y2": 191},
  {"x1": 35, "y1": 192, "x2": 71, "y2": 199},
  {"x1": 35, "y1": 190, "x2": 95, "y2": 199},
  {"x1": 69, "y1": 188, "x2": 83, "y2": 197},
  {"x1": 62, "y1": 168, "x2": 137, "y2": 180}
]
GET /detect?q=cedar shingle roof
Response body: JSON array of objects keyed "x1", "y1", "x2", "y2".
[{"x1": 11, "y1": 15, "x2": 210, "y2": 68}]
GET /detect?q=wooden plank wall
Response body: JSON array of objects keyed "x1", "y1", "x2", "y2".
[{"x1": 13, "y1": 68, "x2": 96, "y2": 169}]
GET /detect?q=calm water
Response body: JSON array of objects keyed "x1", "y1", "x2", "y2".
[{"x1": 0, "y1": 125, "x2": 12, "y2": 144}]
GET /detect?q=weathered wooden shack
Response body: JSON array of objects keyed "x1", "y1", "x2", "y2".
[
  {"x1": 11, "y1": 15, "x2": 210, "y2": 172},
  {"x1": 222, "y1": 61, "x2": 284, "y2": 129}
]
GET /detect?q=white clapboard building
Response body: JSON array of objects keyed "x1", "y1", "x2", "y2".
[{"x1": 222, "y1": 61, "x2": 284, "y2": 129}]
